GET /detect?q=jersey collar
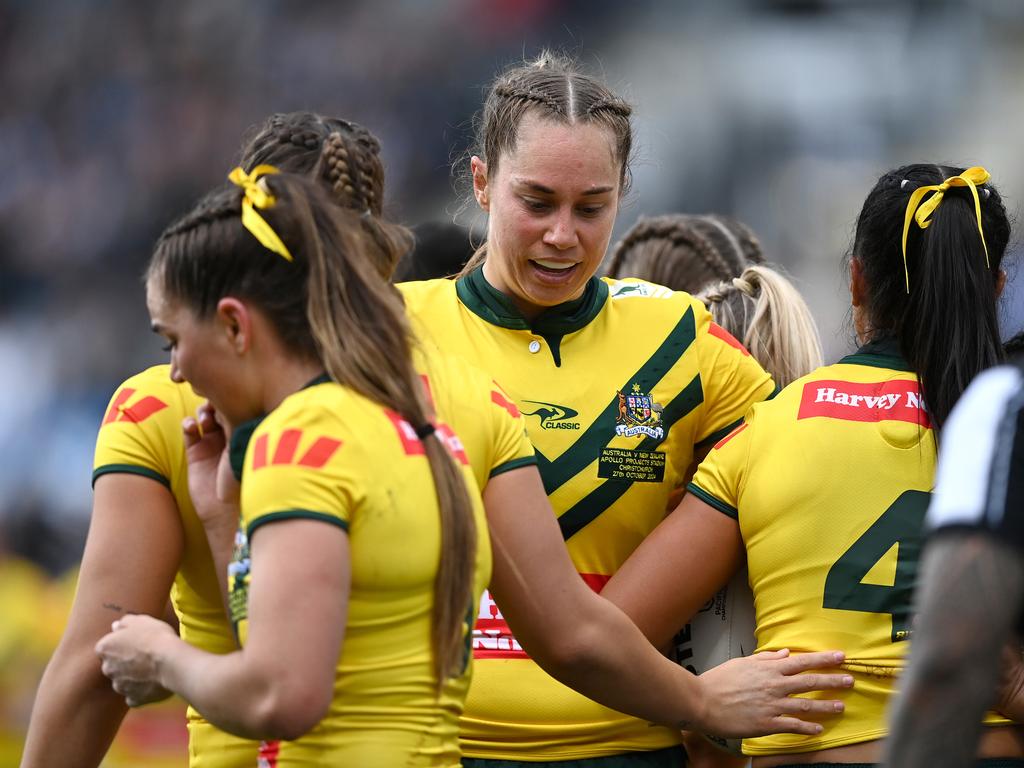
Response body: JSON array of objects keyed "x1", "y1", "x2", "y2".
[
  {"x1": 455, "y1": 265, "x2": 608, "y2": 336},
  {"x1": 839, "y1": 335, "x2": 915, "y2": 372}
]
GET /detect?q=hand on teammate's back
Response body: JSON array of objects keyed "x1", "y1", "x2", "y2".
[{"x1": 695, "y1": 648, "x2": 852, "y2": 738}]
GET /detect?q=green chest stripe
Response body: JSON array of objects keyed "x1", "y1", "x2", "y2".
[
  {"x1": 558, "y1": 372, "x2": 704, "y2": 540},
  {"x1": 536, "y1": 306, "x2": 698, "y2": 495}
]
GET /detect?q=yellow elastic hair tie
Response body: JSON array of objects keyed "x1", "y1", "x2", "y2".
[
  {"x1": 900, "y1": 166, "x2": 991, "y2": 293},
  {"x1": 227, "y1": 164, "x2": 293, "y2": 262}
]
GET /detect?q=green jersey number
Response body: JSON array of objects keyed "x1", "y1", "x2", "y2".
[{"x1": 822, "y1": 490, "x2": 930, "y2": 642}]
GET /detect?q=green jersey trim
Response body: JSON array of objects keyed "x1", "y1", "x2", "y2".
[
  {"x1": 686, "y1": 482, "x2": 738, "y2": 519},
  {"x1": 247, "y1": 509, "x2": 350, "y2": 539},
  {"x1": 695, "y1": 416, "x2": 743, "y2": 452},
  {"x1": 489, "y1": 455, "x2": 539, "y2": 478},
  {"x1": 839, "y1": 335, "x2": 914, "y2": 372},
  {"x1": 537, "y1": 305, "x2": 699, "y2": 496},
  {"x1": 92, "y1": 464, "x2": 171, "y2": 490},
  {"x1": 455, "y1": 266, "x2": 609, "y2": 337}
]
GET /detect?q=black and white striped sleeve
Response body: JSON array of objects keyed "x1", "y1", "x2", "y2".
[{"x1": 927, "y1": 364, "x2": 1024, "y2": 548}]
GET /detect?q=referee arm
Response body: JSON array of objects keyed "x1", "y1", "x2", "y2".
[{"x1": 884, "y1": 365, "x2": 1024, "y2": 768}]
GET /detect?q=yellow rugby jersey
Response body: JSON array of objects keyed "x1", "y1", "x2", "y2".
[
  {"x1": 399, "y1": 269, "x2": 774, "y2": 760},
  {"x1": 228, "y1": 352, "x2": 533, "y2": 768},
  {"x1": 93, "y1": 365, "x2": 258, "y2": 768},
  {"x1": 689, "y1": 337, "x2": 1010, "y2": 756}
]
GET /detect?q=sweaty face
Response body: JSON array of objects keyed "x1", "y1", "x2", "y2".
[
  {"x1": 146, "y1": 277, "x2": 257, "y2": 425},
  {"x1": 480, "y1": 113, "x2": 620, "y2": 319}
]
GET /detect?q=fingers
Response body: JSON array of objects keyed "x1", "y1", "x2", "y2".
[
  {"x1": 776, "y1": 696, "x2": 844, "y2": 716},
  {"x1": 182, "y1": 416, "x2": 201, "y2": 448},
  {"x1": 776, "y1": 650, "x2": 845, "y2": 674},
  {"x1": 783, "y1": 672, "x2": 854, "y2": 694},
  {"x1": 768, "y1": 715, "x2": 826, "y2": 736},
  {"x1": 197, "y1": 402, "x2": 220, "y2": 434}
]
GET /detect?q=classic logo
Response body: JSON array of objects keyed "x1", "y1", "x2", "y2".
[
  {"x1": 609, "y1": 280, "x2": 674, "y2": 300},
  {"x1": 615, "y1": 383, "x2": 665, "y2": 439},
  {"x1": 102, "y1": 388, "x2": 168, "y2": 425},
  {"x1": 521, "y1": 400, "x2": 581, "y2": 430}
]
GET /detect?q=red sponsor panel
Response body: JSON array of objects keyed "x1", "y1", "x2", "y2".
[
  {"x1": 714, "y1": 422, "x2": 749, "y2": 451},
  {"x1": 119, "y1": 396, "x2": 168, "y2": 424},
  {"x1": 437, "y1": 424, "x2": 469, "y2": 466},
  {"x1": 385, "y1": 410, "x2": 427, "y2": 456},
  {"x1": 297, "y1": 437, "x2": 343, "y2": 468},
  {"x1": 257, "y1": 739, "x2": 280, "y2": 768},
  {"x1": 490, "y1": 388, "x2": 521, "y2": 418},
  {"x1": 709, "y1": 322, "x2": 750, "y2": 356},
  {"x1": 472, "y1": 574, "x2": 610, "y2": 660},
  {"x1": 102, "y1": 388, "x2": 135, "y2": 425},
  {"x1": 798, "y1": 379, "x2": 930, "y2": 427},
  {"x1": 252, "y1": 433, "x2": 269, "y2": 470},
  {"x1": 271, "y1": 428, "x2": 302, "y2": 466}
]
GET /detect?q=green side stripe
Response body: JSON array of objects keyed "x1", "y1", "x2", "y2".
[
  {"x1": 557, "y1": 373, "x2": 705, "y2": 541},
  {"x1": 92, "y1": 464, "x2": 170, "y2": 490},
  {"x1": 247, "y1": 509, "x2": 349, "y2": 539},
  {"x1": 558, "y1": 479, "x2": 635, "y2": 540},
  {"x1": 536, "y1": 306, "x2": 698, "y2": 495},
  {"x1": 489, "y1": 455, "x2": 538, "y2": 478},
  {"x1": 685, "y1": 482, "x2": 738, "y2": 519}
]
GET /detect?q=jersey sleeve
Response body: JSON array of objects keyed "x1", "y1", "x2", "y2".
[
  {"x1": 487, "y1": 382, "x2": 537, "y2": 478},
  {"x1": 92, "y1": 369, "x2": 191, "y2": 489},
  {"x1": 927, "y1": 365, "x2": 1024, "y2": 549},
  {"x1": 694, "y1": 310, "x2": 776, "y2": 449},
  {"x1": 687, "y1": 415, "x2": 755, "y2": 520},
  {"x1": 240, "y1": 410, "x2": 356, "y2": 539}
]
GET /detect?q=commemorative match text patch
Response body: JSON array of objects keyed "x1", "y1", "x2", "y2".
[{"x1": 597, "y1": 448, "x2": 666, "y2": 483}]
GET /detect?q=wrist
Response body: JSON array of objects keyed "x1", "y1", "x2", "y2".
[{"x1": 685, "y1": 669, "x2": 712, "y2": 733}]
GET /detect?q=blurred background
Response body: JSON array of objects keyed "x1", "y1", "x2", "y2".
[{"x1": 3, "y1": 0, "x2": 1024, "y2": 762}]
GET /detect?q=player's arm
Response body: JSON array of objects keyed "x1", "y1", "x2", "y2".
[
  {"x1": 484, "y1": 466, "x2": 851, "y2": 739},
  {"x1": 603, "y1": 490, "x2": 744, "y2": 649},
  {"x1": 21, "y1": 473, "x2": 185, "y2": 768},
  {"x1": 883, "y1": 532, "x2": 1024, "y2": 768},
  {"x1": 97, "y1": 518, "x2": 347, "y2": 740}
]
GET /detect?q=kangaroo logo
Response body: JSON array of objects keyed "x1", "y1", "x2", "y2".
[{"x1": 521, "y1": 400, "x2": 581, "y2": 430}]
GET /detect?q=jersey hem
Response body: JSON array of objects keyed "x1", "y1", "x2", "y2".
[
  {"x1": 489, "y1": 456, "x2": 538, "y2": 478},
  {"x1": 247, "y1": 509, "x2": 350, "y2": 538},
  {"x1": 686, "y1": 482, "x2": 738, "y2": 519},
  {"x1": 92, "y1": 464, "x2": 170, "y2": 490}
]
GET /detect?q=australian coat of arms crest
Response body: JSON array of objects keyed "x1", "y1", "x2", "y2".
[{"x1": 615, "y1": 383, "x2": 665, "y2": 439}]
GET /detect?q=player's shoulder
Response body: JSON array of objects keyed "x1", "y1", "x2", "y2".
[
  {"x1": 261, "y1": 378, "x2": 351, "y2": 434},
  {"x1": 102, "y1": 365, "x2": 201, "y2": 425},
  {"x1": 397, "y1": 277, "x2": 458, "y2": 313},
  {"x1": 602, "y1": 277, "x2": 700, "y2": 313}
]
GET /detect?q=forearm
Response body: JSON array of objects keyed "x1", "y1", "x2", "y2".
[
  {"x1": 200, "y1": 515, "x2": 238, "y2": 614},
  {"x1": 885, "y1": 535, "x2": 1024, "y2": 768},
  {"x1": 153, "y1": 635, "x2": 294, "y2": 740},
  {"x1": 512, "y1": 586, "x2": 706, "y2": 730},
  {"x1": 21, "y1": 644, "x2": 128, "y2": 768}
]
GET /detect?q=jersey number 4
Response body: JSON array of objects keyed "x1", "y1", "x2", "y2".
[{"x1": 822, "y1": 490, "x2": 930, "y2": 642}]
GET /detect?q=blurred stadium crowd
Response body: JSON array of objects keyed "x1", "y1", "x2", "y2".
[{"x1": 4, "y1": 0, "x2": 1024, "y2": 761}]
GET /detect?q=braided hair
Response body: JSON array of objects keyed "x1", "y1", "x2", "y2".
[
  {"x1": 239, "y1": 112, "x2": 410, "y2": 279},
  {"x1": 606, "y1": 214, "x2": 763, "y2": 291}
]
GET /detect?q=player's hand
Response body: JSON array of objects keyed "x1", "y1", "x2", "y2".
[
  {"x1": 183, "y1": 402, "x2": 240, "y2": 529},
  {"x1": 694, "y1": 649, "x2": 852, "y2": 738},
  {"x1": 996, "y1": 640, "x2": 1024, "y2": 721},
  {"x1": 95, "y1": 614, "x2": 177, "y2": 707}
]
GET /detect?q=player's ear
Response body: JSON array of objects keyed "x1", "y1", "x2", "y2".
[
  {"x1": 471, "y1": 156, "x2": 490, "y2": 211},
  {"x1": 215, "y1": 298, "x2": 251, "y2": 355}
]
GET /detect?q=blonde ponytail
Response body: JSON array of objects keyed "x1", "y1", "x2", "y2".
[{"x1": 699, "y1": 264, "x2": 823, "y2": 388}]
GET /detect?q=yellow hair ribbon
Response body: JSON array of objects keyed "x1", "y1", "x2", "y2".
[
  {"x1": 227, "y1": 165, "x2": 293, "y2": 262},
  {"x1": 900, "y1": 166, "x2": 991, "y2": 293}
]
